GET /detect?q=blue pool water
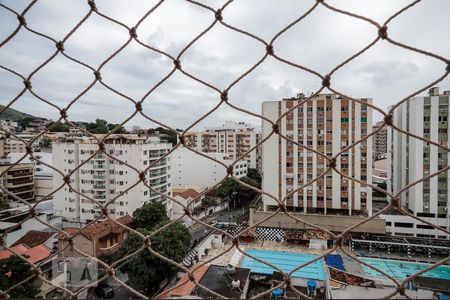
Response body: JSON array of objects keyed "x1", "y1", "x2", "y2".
[
  {"x1": 239, "y1": 249, "x2": 326, "y2": 281},
  {"x1": 361, "y1": 257, "x2": 450, "y2": 280}
]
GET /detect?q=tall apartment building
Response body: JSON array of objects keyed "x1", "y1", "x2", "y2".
[
  {"x1": 184, "y1": 121, "x2": 261, "y2": 170},
  {"x1": 53, "y1": 135, "x2": 172, "y2": 223},
  {"x1": 262, "y1": 93, "x2": 373, "y2": 216},
  {"x1": 0, "y1": 158, "x2": 35, "y2": 207},
  {"x1": 386, "y1": 87, "x2": 450, "y2": 238},
  {"x1": 372, "y1": 121, "x2": 388, "y2": 159}
]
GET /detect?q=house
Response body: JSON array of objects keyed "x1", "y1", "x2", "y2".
[
  {"x1": 0, "y1": 243, "x2": 51, "y2": 264},
  {"x1": 172, "y1": 188, "x2": 204, "y2": 228},
  {"x1": 56, "y1": 215, "x2": 132, "y2": 258},
  {"x1": 11, "y1": 230, "x2": 57, "y2": 250}
]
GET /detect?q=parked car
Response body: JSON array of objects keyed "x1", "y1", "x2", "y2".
[
  {"x1": 213, "y1": 221, "x2": 237, "y2": 229},
  {"x1": 95, "y1": 283, "x2": 114, "y2": 299}
]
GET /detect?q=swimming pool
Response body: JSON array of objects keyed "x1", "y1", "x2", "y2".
[
  {"x1": 360, "y1": 257, "x2": 450, "y2": 280},
  {"x1": 239, "y1": 249, "x2": 326, "y2": 281}
]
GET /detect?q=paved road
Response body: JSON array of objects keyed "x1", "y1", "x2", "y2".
[{"x1": 190, "y1": 208, "x2": 247, "y2": 246}]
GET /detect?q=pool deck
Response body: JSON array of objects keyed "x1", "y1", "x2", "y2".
[{"x1": 201, "y1": 240, "x2": 330, "y2": 267}]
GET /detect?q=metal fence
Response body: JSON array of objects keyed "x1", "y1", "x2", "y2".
[{"x1": 1, "y1": 0, "x2": 450, "y2": 299}]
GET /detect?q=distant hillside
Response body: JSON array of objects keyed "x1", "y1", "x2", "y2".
[{"x1": 0, "y1": 104, "x2": 41, "y2": 121}]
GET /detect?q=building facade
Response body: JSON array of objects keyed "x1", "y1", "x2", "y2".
[
  {"x1": 53, "y1": 135, "x2": 172, "y2": 223},
  {"x1": 0, "y1": 137, "x2": 27, "y2": 156},
  {"x1": 386, "y1": 87, "x2": 450, "y2": 238},
  {"x1": 184, "y1": 121, "x2": 260, "y2": 170},
  {"x1": 261, "y1": 93, "x2": 373, "y2": 216},
  {"x1": 372, "y1": 121, "x2": 388, "y2": 160},
  {"x1": 9, "y1": 152, "x2": 53, "y2": 201},
  {"x1": 170, "y1": 146, "x2": 248, "y2": 188},
  {"x1": 0, "y1": 159, "x2": 35, "y2": 206}
]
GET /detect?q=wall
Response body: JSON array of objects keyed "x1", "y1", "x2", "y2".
[
  {"x1": 380, "y1": 213, "x2": 450, "y2": 238},
  {"x1": 249, "y1": 208, "x2": 385, "y2": 234},
  {"x1": 35, "y1": 175, "x2": 53, "y2": 201},
  {"x1": 170, "y1": 147, "x2": 248, "y2": 188}
]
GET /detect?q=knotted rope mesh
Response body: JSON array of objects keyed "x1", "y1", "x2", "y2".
[{"x1": 1, "y1": 0, "x2": 450, "y2": 299}]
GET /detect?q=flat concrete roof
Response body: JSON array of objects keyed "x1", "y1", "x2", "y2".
[{"x1": 330, "y1": 285, "x2": 434, "y2": 299}]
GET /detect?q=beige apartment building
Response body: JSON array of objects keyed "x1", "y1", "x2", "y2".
[
  {"x1": 0, "y1": 159, "x2": 35, "y2": 206},
  {"x1": 262, "y1": 93, "x2": 373, "y2": 216},
  {"x1": 0, "y1": 137, "x2": 27, "y2": 156},
  {"x1": 183, "y1": 121, "x2": 261, "y2": 170}
]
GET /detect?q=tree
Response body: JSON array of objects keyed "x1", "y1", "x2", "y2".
[
  {"x1": 115, "y1": 222, "x2": 191, "y2": 296},
  {"x1": 39, "y1": 137, "x2": 52, "y2": 149},
  {"x1": 132, "y1": 201, "x2": 170, "y2": 230},
  {"x1": 48, "y1": 121, "x2": 69, "y2": 132},
  {"x1": 201, "y1": 197, "x2": 217, "y2": 208},
  {"x1": 246, "y1": 168, "x2": 262, "y2": 186},
  {"x1": 0, "y1": 256, "x2": 40, "y2": 299},
  {"x1": 108, "y1": 123, "x2": 127, "y2": 134},
  {"x1": 215, "y1": 176, "x2": 260, "y2": 208},
  {"x1": 86, "y1": 119, "x2": 109, "y2": 134}
]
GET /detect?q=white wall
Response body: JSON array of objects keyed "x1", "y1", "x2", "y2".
[{"x1": 170, "y1": 147, "x2": 247, "y2": 188}]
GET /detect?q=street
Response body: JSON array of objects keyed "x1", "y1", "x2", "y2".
[{"x1": 190, "y1": 208, "x2": 247, "y2": 246}]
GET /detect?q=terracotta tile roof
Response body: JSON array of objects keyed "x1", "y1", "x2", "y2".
[
  {"x1": 158, "y1": 264, "x2": 209, "y2": 298},
  {"x1": 21, "y1": 244, "x2": 51, "y2": 264},
  {"x1": 0, "y1": 244, "x2": 50, "y2": 263},
  {"x1": 0, "y1": 244, "x2": 28, "y2": 260},
  {"x1": 177, "y1": 189, "x2": 200, "y2": 200},
  {"x1": 56, "y1": 215, "x2": 132, "y2": 240},
  {"x1": 11, "y1": 230, "x2": 55, "y2": 248}
]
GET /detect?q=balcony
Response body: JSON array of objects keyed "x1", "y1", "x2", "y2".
[
  {"x1": 93, "y1": 194, "x2": 106, "y2": 200},
  {"x1": 93, "y1": 174, "x2": 106, "y2": 179},
  {"x1": 93, "y1": 165, "x2": 105, "y2": 170},
  {"x1": 7, "y1": 171, "x2": 33, "y2": 178},
  {"x1": 93, "y1": 185, "x2": 106, "y2": 189}
]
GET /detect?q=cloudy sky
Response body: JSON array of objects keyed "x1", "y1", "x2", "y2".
[{"x1": 0, "y1": 0, "x2": 449, "y2": 130}]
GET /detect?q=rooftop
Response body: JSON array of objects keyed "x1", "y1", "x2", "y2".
[
  {"x1": 0, "y1": 243, "x2": 51, "y2": 264},
  {"x1": 56, "y1": 215, "x2": 132, "y2": 240},
  {"x1": 157, "y1": 264, "x2": 209, "y2": 298},
  {"x1": 191, "y1": 265, "x2": 251, "y2": 299},
  {"x1": 177, "y1": 189, "x2": 201, "y2": 200},
  {"x1": 11, "y1": 230, "x2": 56, "y2": 248}
]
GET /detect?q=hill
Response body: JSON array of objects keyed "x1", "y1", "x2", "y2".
[{"x1": 0, "y1": 104, "x2": 41, "y2": 121}]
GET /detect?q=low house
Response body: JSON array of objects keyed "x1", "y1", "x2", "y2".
[
  {"x1": 56, "y1": 215, "x2": 132, "y2": 258},
  {"x1": 0, "y1": 243, "x2": 51, "y2": 264},
  {"x1": 173, "y1": 188, "x2": 204, "y2": 228},
  {"x1": 11, "y1": 230, "x2": 57, "y2": 250}
]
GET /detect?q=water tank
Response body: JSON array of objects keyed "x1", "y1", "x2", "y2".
[
  {"x1": 231, "y1": 279, "x2": 240, "y2": 288},
  {"x1": 226, "y1": 264, "x2": 236, "y2": 275}
]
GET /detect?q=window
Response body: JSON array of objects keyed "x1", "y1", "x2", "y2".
[
  {"x1": 394, "y1": 222, "x2": 413, "y2": 228},
  {"x1": 341, "y1": 118, "x2": 349, "y2": 123},
  {"x1": 417, "y1": 224, "x2": 434, "y2": 230},
  {"x1": 361, "y1": 117, "x2": 367, "y2": 123}
]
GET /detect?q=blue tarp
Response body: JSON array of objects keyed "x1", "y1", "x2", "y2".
[{"x1": 325, "y1": 254, "x2": 345, "y2": 271}]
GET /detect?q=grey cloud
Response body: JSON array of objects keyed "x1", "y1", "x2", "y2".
[{"x1": 1, "y1": 0, "x2": 450, "y2": 129}]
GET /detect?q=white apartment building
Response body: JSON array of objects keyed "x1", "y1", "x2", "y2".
[
  {"x1": 386, "y1": 87, "x2": 450, "y2": 239},
  {"x1": 184, "y1": 121, "x2": 261, "y2": 170},
  {"x1": 170, "y1": 146, "x2": 248, "y2": 188},
  {"x1": 261, "y1": 93, "x2": 373, "y2": 216},
  {"x1": 53, "y1": 135, "x2": 172, "y2": 223}
]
